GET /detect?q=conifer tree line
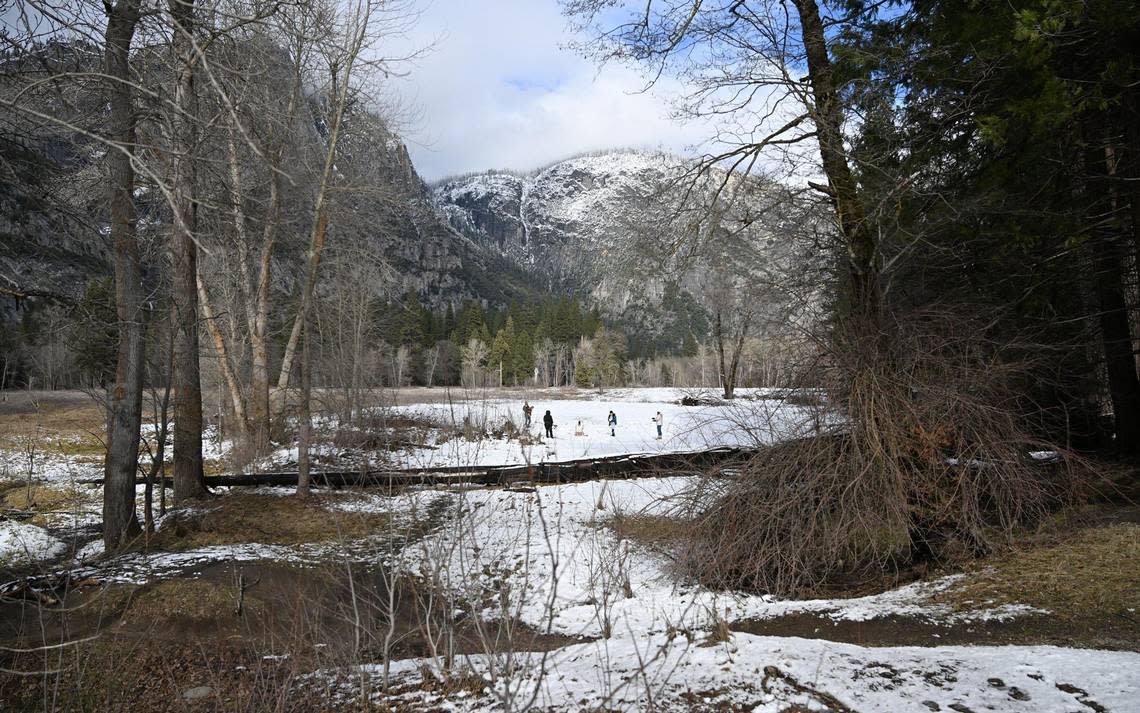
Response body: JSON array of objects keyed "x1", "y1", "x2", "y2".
[{"x1": 309, "y1": 290, "x2": 798, "y2": 391}]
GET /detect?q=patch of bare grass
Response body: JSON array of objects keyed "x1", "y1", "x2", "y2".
[
  {"x1": 3, "y1": 483, "x2": 87, "y2": 512},
  {"x1": 610, "y1": 513, "x2": 692, "y2": 551},
  {"x1": 932, "y1": 523, "x2": 1140, "y2": 621},
  {"x1": 147, "y1": 493, "x2": 392, "y2": 550},
  {"x1": 126, "y1": 578, "x2": 266, "y2": 623}
]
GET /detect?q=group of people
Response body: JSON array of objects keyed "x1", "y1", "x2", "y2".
[{"x1": 522, "y1": 401, "x2": 665, "y2": 440}]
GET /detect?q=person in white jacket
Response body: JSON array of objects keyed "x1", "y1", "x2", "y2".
[{"x1": 652, "y1": 411, "x2": 663, "y2": 439}]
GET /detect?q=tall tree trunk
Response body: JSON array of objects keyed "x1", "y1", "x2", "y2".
[
  {"x1": 102, "y1": 0, "x2": 144, "y2": 551},
  {"x1": 726, "y1": 314, "x2": 752, "y2": 400},
  {"x1": 714, "y1": 311, "x2": 730, "y2": 398},
  {"x1": 296, "y1": 316, "x2": 312, "y2": 497},
  {"x1": 793, "y1": 0, "x2": 879, "y2": 318},
  {"x1": 1094, "y1": 133, "x2": 1140, "y2": 452},
  {"x1": 278, "y1": 39, "x2": 367, "y2": 394},
  {"x1": 249, "y1": 168, "x2": 278, "y2": 453},
  {"x1": 275, "y1": 170, "x2": 331, "y2": 392},
  {"x1": 169, "y1": 0, "x2": 206, "y2": 502},
  {"x1": 1093, "y1": 237, "x2": 1140, "y2": 452}
]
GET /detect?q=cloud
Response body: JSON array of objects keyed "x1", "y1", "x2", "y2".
[{"x1": 389, "y1": 0, "x2": 713, "y2": 181}]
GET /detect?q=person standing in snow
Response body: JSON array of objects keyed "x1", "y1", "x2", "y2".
[
  {"x1": 652, "y1": 411, "x2": 663, "y2": 439},
  {"x1": 543, "y1": 410, "x2": 555, "y2": 438},
  {"x1": 523, "y1": 401, "x2": 533, "y2": 429},
  {"x1": 575, "y1": 419, "x2": 586, "y2": 436},
  {"x1": 608, "y1": 410, "x2": 617, "y2": 437}
]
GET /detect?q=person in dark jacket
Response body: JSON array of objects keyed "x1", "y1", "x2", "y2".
[
  {"x1": 607, "y1": 410, "x2": 617, "y2": 437},
  {"x1": 543, "y1": 410, "x2": 555, "y2": 438}
]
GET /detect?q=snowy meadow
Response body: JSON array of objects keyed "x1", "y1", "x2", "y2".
[{"x1": 2, "y1": 388, "x2": 1137, "y2": 711}]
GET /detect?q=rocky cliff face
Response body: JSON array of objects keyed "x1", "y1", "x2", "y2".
[
  {"x1": 434, "y1": 151, "x2": 680, "y2": 294},
  {"x1": 2, "y1": 39, "x2": 812, "y2": 361},
  {"x1": 330, "y1": 115, "x2": 538, "y2": 309},
  {"x1": 432, "y1": 150, "x2": 817, "y2": 353}
]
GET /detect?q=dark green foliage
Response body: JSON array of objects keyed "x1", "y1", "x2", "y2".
[
  {"x1": 72, "y1": 278, "x2": 118, "y2": 385},
  {"x1": 843, "y1": 0, "x2": 1140, "y2": 447},
  {"x1": 372, "y1": 292, "x2": 625, "y2": 385}
]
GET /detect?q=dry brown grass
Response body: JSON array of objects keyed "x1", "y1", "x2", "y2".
[
  {"x1": 609, "y1": 513, "x2": 692, "y2": 550},
  {"x1": 3, "y1": 483, "x2": 86, "y2": 511},
  {"x1": 145, "y1": 493, "x2": 392, "y2": 550},
  {"x1": 933, "y1": 523, "x2": 1140, "y2": 621},
  {"x1": 0, "y1": 391, "x2": 106, "y2": 443},
  {"x1": 126, "y1": 578, "x2": 267, "y2": 623}
]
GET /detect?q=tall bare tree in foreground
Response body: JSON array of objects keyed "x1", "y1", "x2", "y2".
[
  {"x1": 168, "y1": 0, "x2": 206, "y2": 502},
  {"x1": 102, "y1": 0, "x2": 147, "y2": 548}
]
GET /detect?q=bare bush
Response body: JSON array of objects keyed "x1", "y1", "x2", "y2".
[{"x1": 680, "y1": 308, "x2": 1096, "y2": 596}]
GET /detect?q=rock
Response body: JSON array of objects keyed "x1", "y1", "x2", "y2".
[
  {"x1": 1008, "y1": 686, "x2": 1030, "y2": 701},
  {"x1": 181, "y1": 686, "x2": 213, "y2": 700}
]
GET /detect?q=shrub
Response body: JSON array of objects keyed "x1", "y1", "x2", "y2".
[{"x1": 680, "y1": 308, "x2": 1094, "y2": 596}]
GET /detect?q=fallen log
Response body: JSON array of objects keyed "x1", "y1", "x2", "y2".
[{"x1": 78, "y1": 447, "x2": 756, "y2": 489}]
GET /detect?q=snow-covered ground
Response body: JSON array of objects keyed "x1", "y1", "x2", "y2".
[
  {"x1": 3, "y1": 387, "x2": 1136, "y2": 709},
  {"x1": 390, "y1": 387, "x2": 817, "y2": 468},
  {"x1": 331, "y1": 634, "x2": 1140, "y2": 712},
  {"x1": 0, "y1": 520, "x2": 66, "y2": 566},
  {"x1": 307, "y1": 475, "x2": 1137, "y2": 712},
  {"x1": 391, "y1": 477, "x2": 1041, "y2": 640}
]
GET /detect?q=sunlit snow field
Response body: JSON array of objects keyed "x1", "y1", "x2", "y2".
[{"x1": 390, "y1": 387, "x2": 819, "y2": 468}]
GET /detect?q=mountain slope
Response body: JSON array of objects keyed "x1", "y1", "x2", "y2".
[
  {"x1": 434, "y1": 151, "x2": 679, "y2": 292},
  {"x1": 432, "y1": 150, "x2": 819, "y2": 354}
]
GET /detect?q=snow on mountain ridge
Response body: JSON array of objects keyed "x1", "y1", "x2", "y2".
[
  {"x1": 432, "y1": 148, "x2": 821, "y2": 355},
  {"x1": 433, "y1": 149, "x2": 687, "y2": 293}
]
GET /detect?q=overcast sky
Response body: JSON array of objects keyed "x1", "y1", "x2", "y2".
[{"x1": 392, "y1": 0, "x2": 712, "y2": 181}]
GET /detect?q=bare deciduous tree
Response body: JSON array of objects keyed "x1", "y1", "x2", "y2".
[{"x1": 102, "y1": 0, "x2": 146, "y2": 548}]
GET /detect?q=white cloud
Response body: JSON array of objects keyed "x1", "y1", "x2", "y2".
[{"x1": 388, "y1": 0, "x2": 714, "y2": 181}]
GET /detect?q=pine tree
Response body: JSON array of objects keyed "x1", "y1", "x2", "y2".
[
  {"x1": 398, "y1": 290, "x2": 427, "y2": 347},
  {"x1": 510, "y1": 327, "x2": 534, "y2": 385},
  {"x1": 488, "y1": 316, "x2": 515, "y2": 385}
]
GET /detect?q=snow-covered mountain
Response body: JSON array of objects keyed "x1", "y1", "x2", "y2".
[
  {"x1": 433, "y1": 149, "x2": 820, "y2": 353},
  {"x1": 434, "y1": 150, "x2": 680, "y2": 295}
]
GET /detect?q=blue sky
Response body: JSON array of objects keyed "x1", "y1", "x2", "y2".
[{"x1": 392, "y1": 0, "x2": 713, "y2": 181}]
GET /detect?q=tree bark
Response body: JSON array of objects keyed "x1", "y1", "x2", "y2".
[
  {"x1": 249, "y1": 168, "x2": 279, "y2": 452},
  {"x1": 793, "y1": 0, "x2": 880, "y2": 318},
  {"x1": 715, "y1": 309, "x2": 753, "y2": 400},
  {"x1": 276, "y1": 169, "x2": 331, "y2": 392},
  {"x1": 169, "y1": 0, "x2": 206, "y2": 502},
  {"x1": 1093, "y1": 236, "x2": 1140, "y2": 452},
  {"x1": 1094, "y1": 135, "x2": 1140, "y2": 452},
  {"x1": 102, "y1": 0, "x2": 144, "y2": 550},
  {"x1": 278, "y1": 38, "x2": 367, "y2": 393},
  {"x1": 296, "y1": 316, "x2": 312, "y2": 497},
  {"x1": 714, "y1": 311, "x2": 729, "y2": 398}
]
